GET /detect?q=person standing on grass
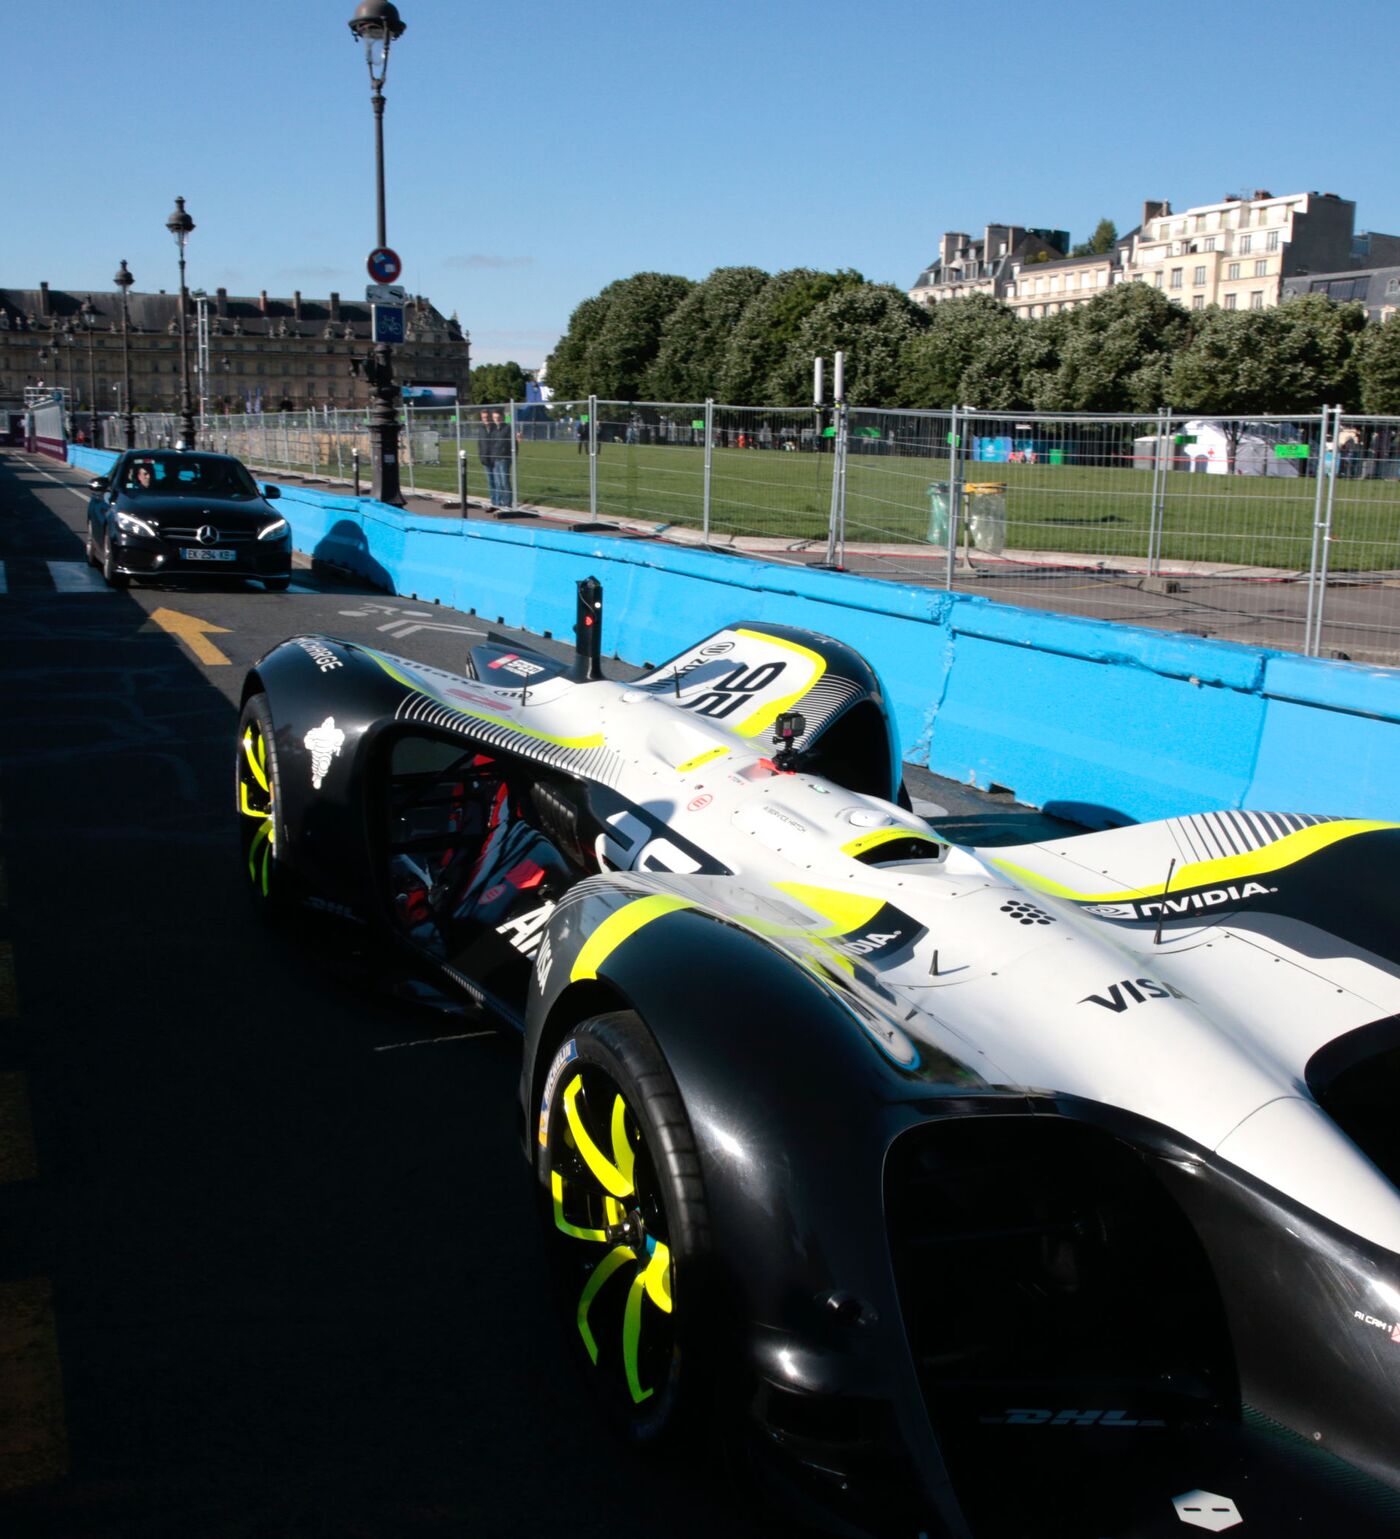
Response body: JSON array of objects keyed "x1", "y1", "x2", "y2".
[
  {"x1": 489, "y1": 410, "x2": 512, "y2": 509},
  {"x1": 476, "y1": 410, "x2": 498, "y2": 507}
]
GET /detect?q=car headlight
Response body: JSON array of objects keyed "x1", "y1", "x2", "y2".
[
  {"x1": 114, "y1": 510, "x2": 159, "y2": 539},
  {"x1": 257, "y1": 517, "x2": 289, "y2": 542}
]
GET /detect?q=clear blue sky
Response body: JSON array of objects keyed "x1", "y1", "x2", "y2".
[{"x1": 12, "y1": 0, "x2": 1399, "y2": 368}]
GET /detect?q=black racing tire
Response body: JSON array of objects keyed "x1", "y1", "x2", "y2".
[
  {"x1": 101, "y1": 530, "x2": 129, "y2": 589},
  {"x1": 236, "y1": 693, "x2": 287, "y2": 916},
  {"x1": 538, "y1": 1010, "x2": 713, "y2": 1447},
  {"x1": 264, "y1": 577, "x2": 291, "y2": 593}
]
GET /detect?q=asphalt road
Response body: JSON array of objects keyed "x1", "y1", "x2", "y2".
[
  {"x1": 0, "y1": 450, "x2": 784, "y2": 1539},
  {"x1": 0, "y1": 451, "x2": 1079, "y2": 1539}
]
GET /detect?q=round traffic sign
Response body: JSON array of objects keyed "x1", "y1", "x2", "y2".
[{"x1": 367, "y1": 247, "x2": 403, "y2": 283}]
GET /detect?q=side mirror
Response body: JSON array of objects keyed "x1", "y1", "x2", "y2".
[
  {"x1": 89, "y1": 477, "x2": 109, "y2": 492},
  {"x1": 262, "y1": 484, "x2": 281, "y2": 500}
]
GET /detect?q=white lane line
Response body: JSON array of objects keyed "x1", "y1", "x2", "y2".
[
  {"x1": 372, "y1": 1029, "x2": 496, "y2": 1052},
  {"x1": 46, "y1": 561, "x2": 110, "y2": 593}
]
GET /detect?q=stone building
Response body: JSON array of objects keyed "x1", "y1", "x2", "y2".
[
  {"x1": 0, "y1": 282, "x2": 470, "y2": 415},
  {"x1": 1123, "y1": 192, "x2": 1399, "y2": 312},
  {"x1": 908, "y1": 225, "x2": 1070, "y2": 307}
]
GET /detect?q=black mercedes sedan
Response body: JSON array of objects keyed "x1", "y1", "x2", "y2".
[{"x1": 85, "y1": 450, "x2": 293, "y2": 591}]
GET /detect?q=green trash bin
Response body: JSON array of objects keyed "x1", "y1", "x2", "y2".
[
  {"x1": 926, "y1": 481, "x2": 952, "y2": 544},
  {"x1": 1048, "y1": 449, "x2": 1065, "y2": 466}
]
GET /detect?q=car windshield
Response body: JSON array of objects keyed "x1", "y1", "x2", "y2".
[{"x1": 123, "y1": 455, "x2": 260, "y2": 499}]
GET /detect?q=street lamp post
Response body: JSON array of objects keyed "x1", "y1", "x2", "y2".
[
  {"x1": 348, "y1": 0, "x2": 407, "y2": 507},
  {"x1": 57, "y1": 326, "x2": 76, "y2": 430},
  {"x1": 115, "y1": 260, "x2": 135, "y2": 448},
  {"x1": 166, "y1": 196, "x2": 196, "y2": 449},
  {"x1": 80, "y1": 299, "x2": 100, "y2": 447}
]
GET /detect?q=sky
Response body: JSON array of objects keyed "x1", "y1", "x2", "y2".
[{"x1": 11, "y1": 0, "x2": 1400, "y2": 369}]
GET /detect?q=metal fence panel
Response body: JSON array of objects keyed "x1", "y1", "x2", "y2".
[{"x1": 115, "y1": 401, "x2": 1400, "y2": 667}]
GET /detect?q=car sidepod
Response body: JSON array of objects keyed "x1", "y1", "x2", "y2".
[{"x1": 525, "y1": 878, "x2": 1400, "y2": 1537}]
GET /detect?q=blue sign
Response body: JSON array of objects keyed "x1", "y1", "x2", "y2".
[{"x1": 372, "y1": 304, "x2": 405, "y2": 345}]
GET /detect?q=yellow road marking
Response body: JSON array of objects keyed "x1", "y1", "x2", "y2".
[
  {"x1": 149, "y1": 607, "x2": 233, "y2": 667},
  {"x1": 0, "y1": 1074, "x2": 37, "y2": 1185},
  {"x1": 0, "y1": 1279, "x2": 69, "y2": 1493}
]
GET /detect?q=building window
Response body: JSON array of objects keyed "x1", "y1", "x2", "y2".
[
  {"x1": 1255, "y1": 259, "x2": 1269, "y2": 277},
  {"x1": 1387, "y1": 277, "x2": 1400, "y2": 295},
  {"x1": 1225, "y1": 294, "x2": 1238, "y2": 310},
  {"x1": 1170, "y1": 269, "x2": 1183, "y2": 289},
  {"x1": 1203, "y1": 236, "x2": 1216, "y2": 251},
  {"x1": 1267, "y1": 230, "x2": 1280, "y2": 251},
  {"x1": 1241, "y1": 234, "x2": 1253, "y2": 254},
  {"x1": 1228, "y1": 262, "x2": 1241, "y2": 280},
  {"x1": 1192, "y1": 296, "x2": 1204, "y2": 311},
  {"x1": 1250, "y1": 292, "x2": 1263, "y2": 309},
  {"x1": 1193, "y1": 266, "x2": 1206, "y2": 285}
]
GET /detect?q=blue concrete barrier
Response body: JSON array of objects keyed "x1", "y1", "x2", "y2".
[{"x1": 66, "y1": 447, "x2": 1400, "y2": 827}]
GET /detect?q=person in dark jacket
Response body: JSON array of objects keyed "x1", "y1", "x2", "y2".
[
  {"x1": 488, "y1": 411, "x2": 512, "y2": 508},
  {"x1": 475, "y1": 411, "x2": 498, "y2": 507}
]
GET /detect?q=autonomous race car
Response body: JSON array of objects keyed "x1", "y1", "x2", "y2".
[{"x1": 237, "y1": 582, "x2": 1400, "y2": 1537}]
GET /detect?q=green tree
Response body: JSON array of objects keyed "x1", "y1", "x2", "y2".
[
  {"x1": 1070, "y1": 218, "x2": 1119, "y2": 258},
  {"x1": 771, "y1": 282, "x2": 931, "y2": 406},
  {"x1": 900, "y1": 294, "x2": 1019, "y2": 408},
  {"x1": 468, "y1": 360, "x2": 530, "y2": 406},
  {"x1": 1169, "y1": 297, "x2": 1367, "y2": 417},
  {"x1": 1271, "y1": 293, "x2": 1368, "y2": 411},
  {"x1": 717, "y1": 268, "x2": 865, "y2": 403},
  {"x1": 544, "y1": 289, "x2": 617, "y2": 401},
  {"x1": 1359, "y1": 317, "x2": 1400, "y2": 414},
  {"x1": 1036, "y1": 282, "x2": 1195, "y2": 412},
  {"x1": 646, "y1": 266, "x2": 770, "y2": 402},
  {"x1": 587, "y1": 272, "x2": 696, "y2": 400}
]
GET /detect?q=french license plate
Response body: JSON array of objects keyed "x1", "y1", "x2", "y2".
[{"x1": 180, "y1": 548, "x2": 236, "y2": 562}]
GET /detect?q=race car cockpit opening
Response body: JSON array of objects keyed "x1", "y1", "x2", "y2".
[{"x1": 798, "y1": 697, "x2": 899, "y2": 802}]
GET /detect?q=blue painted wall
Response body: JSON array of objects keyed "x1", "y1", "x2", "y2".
[{"x1": 69, "y1": 448, "x2": 1400, "y2": 826}]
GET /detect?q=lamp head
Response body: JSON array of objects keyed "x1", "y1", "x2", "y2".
[{"x1": 166, "y1": 196, "x2": 195, "y2": 248}]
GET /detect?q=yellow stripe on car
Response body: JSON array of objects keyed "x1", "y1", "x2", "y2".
[
  {"x1": 674, "y1": 747, "x2": 728, "y2": 774},
  {"x1": 990, "y1": 818, "x2": 1397, "y2": 903},
  {"x1": 772, "y1": 882, "x2": 884, "y2": 937},
  {"x1": 570, "y1": 895, "x2": 695, "y2": 982},
  {"x1": 731, "y1": 629, "x2": 828, "y2": 737},
  {"x1": 841, "y1": 827, "x2": 942, "y2": 860},
  {"x1": 363, "y1": 648, "x2": 604, "y2": 750}
]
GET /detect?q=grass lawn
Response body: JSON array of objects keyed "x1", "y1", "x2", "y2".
[{"x1": 247, "y1": 430, "x2": 1400, "y2": 575}]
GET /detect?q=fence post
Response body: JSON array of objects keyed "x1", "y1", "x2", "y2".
[
  {"x1": 1306, "y1": 405, "x2": 1342, "y2": 656},
  {"x1": 701, "y1": 397, "x2": 714, "y2": 543},
  {"x1": 309, "y1": 410, "x2": 318, "y2": 480},
  {"x1": 509, "y1": 398, "x2": 519, "y2": 510},
  {"x1": 352, "y1": 445, "x2": 361, "y2": 498},
  {"x1": 335, "y1": 412, "x2": 344, "y2": 482},
  {"x1": 454, "y1": 405, "x2": 463, "y2": 507},
  {"x1": 588, "y1": 394, "x2": 598, "y2": 521},
  {"x1": 945, "y1": 405, "x2": 962, "y2": 591},
  {"x1": 1303, "y1": 405, "x2": 1334, "y2": 656},
  {"x1": 1147, "y1": 405, "x2": 1169, "y2": 575}
]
